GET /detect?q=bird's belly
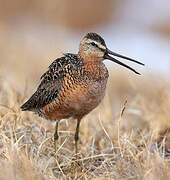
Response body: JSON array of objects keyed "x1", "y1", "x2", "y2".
[
  {"x1": 72, "y1": 84, "x2": 105, "y2": 116},
  {"x1": 43, "y1": 79, "x2": 107, "y2": 120}
]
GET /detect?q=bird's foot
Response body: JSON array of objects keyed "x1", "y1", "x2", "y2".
[
  {"x1": 70, "y1": 153, "x2": 82, "y2": 178},
  {"x1": 53, "y1": 138, "x2": 59, "y2": 160}
]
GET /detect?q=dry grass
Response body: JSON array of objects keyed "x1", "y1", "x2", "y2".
[
  {"x1": 1, "y1": 1, "x2": 170, "y2": 178},
  {"x1": 1, "y1": 66, "x2": 170, "y2": 179},
  {"x1": 0, "y1": 23, "x2": 170, "y2": 179}
]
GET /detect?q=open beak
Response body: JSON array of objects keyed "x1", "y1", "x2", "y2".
[{"x1": 104, "y1": 48, "x2": 144, "y2": 75}]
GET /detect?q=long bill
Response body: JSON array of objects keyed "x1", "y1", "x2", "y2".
[{"x1": 104, "y1": 48, "x2": 145, "y2": 75}]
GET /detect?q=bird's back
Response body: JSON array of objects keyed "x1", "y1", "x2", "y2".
[{"x1": 21, "y1": 53, "x2": 83, "y2": 111}]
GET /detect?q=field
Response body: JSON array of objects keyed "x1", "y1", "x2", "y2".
[
  {"x1": 1, "y1": 6, "x2": 170, "y2": 176},
  {"x1": 1, "y1": 0, "x2": 170, "y2": 179},
  {"x1": 1, "y1": 45, "x2": 170, "y2": 180}
]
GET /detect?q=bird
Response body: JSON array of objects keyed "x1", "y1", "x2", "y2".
[{"x1": 20, "y1": 32, "x2": 144, "y2": 158}]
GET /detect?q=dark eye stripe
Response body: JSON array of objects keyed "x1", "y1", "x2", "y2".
[{"x1": 90, "y1": 42, "x2": 98, "y2": 47}]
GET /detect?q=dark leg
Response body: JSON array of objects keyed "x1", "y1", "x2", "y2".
[
  {"x1": 74, "y1": 118, "x2": 81, "y2": 160},
  {"x1": 54, "y1": 121, "x2": 59, "y2": 152}
]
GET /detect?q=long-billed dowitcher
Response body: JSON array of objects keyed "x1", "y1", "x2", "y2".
[{"x1": 21, "y1": 32, "x2": 144, "y2": 155}]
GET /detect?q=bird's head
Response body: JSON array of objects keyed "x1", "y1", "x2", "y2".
[{"x1": 78, "y1": 32, "x2": 144, "y2": 74}]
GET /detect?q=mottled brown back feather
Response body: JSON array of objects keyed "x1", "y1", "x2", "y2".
[{"x1": 20, "y1": 53, "x2": 83, "y2": 111}]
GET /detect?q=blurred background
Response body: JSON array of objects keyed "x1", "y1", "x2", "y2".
[
  {"x1": 1, "y1": 0, "x2": 170, "y2": 85},
  {"x1": 1, "y1": 2, "x2": 170, "y2": 178}
]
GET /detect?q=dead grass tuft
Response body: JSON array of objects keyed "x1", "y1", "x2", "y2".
[{"x1": 1, "y1": 70, "x2": 170, "y2": 179}]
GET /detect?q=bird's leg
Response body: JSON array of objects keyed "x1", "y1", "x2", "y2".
[
  {"x1": 74, "y1": 118, "x2": 81, "y2": 162},
  {"x1": 54, "y1": 121, "x2": 59, "y2": 152}
]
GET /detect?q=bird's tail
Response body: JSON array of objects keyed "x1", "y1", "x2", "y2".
[
  {"x1": 20, "y1": 101, "x2": 31, "y2": 111},
  {"x1": 20, "y1": 95, "x2": 36, "y2": 111}
]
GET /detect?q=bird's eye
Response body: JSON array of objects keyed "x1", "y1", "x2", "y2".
[{"x1": 90, "y1": 42, "x2": 98, "y2": 47}]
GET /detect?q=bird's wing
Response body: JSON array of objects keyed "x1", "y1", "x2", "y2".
[{"x1": 21, "y1": 54, "x2": 79, "y2": 111}]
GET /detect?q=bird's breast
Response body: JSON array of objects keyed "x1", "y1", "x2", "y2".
[
  {"x1": 71, "y1": 62, "x2": 109, "y2": 113},
  {"x1": 42, "y1": 62, "x2": 109, "y2": 120}
]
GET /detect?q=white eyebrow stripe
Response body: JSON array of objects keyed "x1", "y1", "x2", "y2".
[
  {"x1": 88, "y1": 39, "x2": 96, "y2": 43},
  {"x1": 88, "y1": 39, "x2": 106, "y2": 50}
]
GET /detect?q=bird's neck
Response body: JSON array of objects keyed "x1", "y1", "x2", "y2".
[
  {"x1": 78, "y1": 52, "x2": 103, "y2": 63},
  {"x1": 82, "y1": 61, "x2": 108, "y2": 81}
]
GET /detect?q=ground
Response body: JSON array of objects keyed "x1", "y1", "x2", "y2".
[{"x1": 0, "y1": 67, "x2": 170, "y2": 180}]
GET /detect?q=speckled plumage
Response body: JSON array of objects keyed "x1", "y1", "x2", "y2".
[
  {"x1": 21, "y1": 52, "x2": 108, "y2": 121},
  {"x1": 21, "y1": 32, "x2": 144, "y2": 155}
]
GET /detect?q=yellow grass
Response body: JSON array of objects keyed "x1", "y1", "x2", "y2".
[
  {"x1": 0, "y1": 26, "x2": 170, "y2": 179},
  {"x1": 1, "y1": 62, "x2": 170, "y2": 179}
]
